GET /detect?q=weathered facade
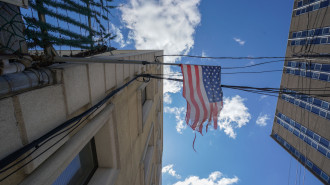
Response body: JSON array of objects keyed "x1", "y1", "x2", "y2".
[
  {"x1": 271, "y1": 0, "x2": 330, "y2": 184},
  {"x1": 0, "y1": 50, "x2": 163, "y2": 185}
]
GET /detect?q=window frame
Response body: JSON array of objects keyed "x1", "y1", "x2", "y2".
[{"x1": 20, "y1": 104, "x2": 120, "y2": 185}]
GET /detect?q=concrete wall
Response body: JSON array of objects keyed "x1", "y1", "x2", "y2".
[{"x1": 0, "y1": 50, "x2": 163, "y2": 185}]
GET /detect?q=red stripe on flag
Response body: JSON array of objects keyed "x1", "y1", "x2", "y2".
[
  {"x1": 187, "y1": 65, "x2": 201, "y2": 129},
  {"x1": 209, "y1": 103, "x2": 213, "y2": 122},
  {"x1": 194, "y1": 66, "x2": 208, "y2": 124},
  {"x1": 213, "y1": 103, "x2": 218, "y2": 129}
]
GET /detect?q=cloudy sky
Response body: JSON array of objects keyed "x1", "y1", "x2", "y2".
[{"x1": 109, "y1": 0, "x2": 322, "y2": 184}]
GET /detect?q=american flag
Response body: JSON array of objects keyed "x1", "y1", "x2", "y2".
[{"x1": 181, "y1": 64, "x2": 223, "y2": 134}]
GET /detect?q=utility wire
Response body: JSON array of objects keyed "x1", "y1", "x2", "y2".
[
  {"x1": 155, "y1": 54, "x2": 330, "y2": 60},
  {"x1": 143, "y1": 74, "x2": 330, "y2": 97}
]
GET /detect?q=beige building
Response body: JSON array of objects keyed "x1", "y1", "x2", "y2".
[
  {"x1": 0, "y1": 50, "x2": 163, "y2": 185},
  {"x1": 271, "y1": 0, "x2": 330, "y2": 184}
]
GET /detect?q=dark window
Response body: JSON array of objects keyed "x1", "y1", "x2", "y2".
[
  {"x1": 321, "y1": 37, "x2": 328, "y2": 44},
  {"x1": 297, "y1": 31, "x2": 302, "y2": 37},
  {"x1": 319, "y1": 73, "x2": 328, "y2": 81},
  {"x1": 320, "y1": 110, "x2": 326, "y2": 117},
  {"x1": 300, "y1": 155, "x2": 306, "y2": 164},
  {"x1": 302, "y1": 31, "x2": 308, "y2": 37},
  {"x1": 312, "y1": 165, "x2": 322, "y2": 176},
  {"x1": 315, "y1": 29, "x2": 323, "y2": 36},
  {"x1": 306, "y1": 71, "x2": 312, "y2": 77},
  {"x1": 298, "y1": 0, "x2": 303, "y2": 7},
  {"x1": 296, "y1": 10, "x2": 301, "y2": 15},
  {"x1": 307, "y1": 6, "x2": 313, "y2": 12},
  {"x1": 306, "y1": 130, "x2": 313, "y2": 137},
  {"x1": 318, "y1": 146, "x2": 327, "y2": 156},
  {"x1": 321, "y1": 64, "x2": 330, "y2": 72},
  {"x1": 301, "y1": 95, "x2": 308, "y2": 101},
  {"x1": 295, "y1": 123, "x2": 301, "y2": 130},
  {"x1": 320, "y1": 0, "x2": 329, "y2": 8},
  {"x1": 291, "y1": 40, "x2": 296, "y2": 45},
  {"x1": 299, "y1": 102, "x2": 306, "y2": 109},
  {"x1": 141, "y1": 87, "x2": 147, "y2": 105},
  {"x1": 313, "y1": 134, "x2": 320, "y2": 141},
  {"x1": 300, "y1": 39, "x2": 306, "y2": 45},
  {"x1": 311, "y1": 141, "x2": 317, "y2": 149},
  {"x1": 293, "y1": 130, "x2": 300, "y2": 136},
  {"x1": 321, "y1": 101, "x2": 329, "y2": 109},
  {"x1": 323, "y1": 27, "x2": 330, "y2": 35},
  {"x1": 313, "y1": 38, "x2": 321, "y2": 44},
  {"x1": 292, "y1": 32, "x2": 297, "y2": 38},
  {"x1": 313, "y1": 98, "x2": 322, "y2": 106},
  {"x1": 320, "y1": 138, "x2": 329, "y2": 148},
  {"x1": 304, "y1": 137, "x2": 312, "y2": 145},
  {"x1": 311, "y1": 107, "x2": 320, "y2": 115},
  {"x1": 53, "y1": 139, "x2": 98, "y2": 185},
  {"x1": 289, "y1": 97, "x2": 295, "y2": 104},
  {"x1": 328, "y1": 37, "x2": 330, "y2": 43},
  {"x1": 308, "y1": 30, "x2": 315, "y2": 36},
  {"x1": 320, "y1": 110, "x2": 327, "y2": 118},
  {"x1": 302, "y1": 7, "x2": 307, "y2": 13},
  {"x1": 313, "y1": 3, "x2": 320, "y2": 10}
]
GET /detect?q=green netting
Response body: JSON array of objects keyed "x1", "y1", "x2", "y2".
[{"x1": 0, "y1": 0, "x2": 116, "y2": 55}]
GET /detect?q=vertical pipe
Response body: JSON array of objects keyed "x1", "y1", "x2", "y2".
[
  {"x1": 87, "y1": 1, "x2": 93, "y2": 49},
  {"x1": 36, "y1": 0, "x2": 52, "y2": 55}
]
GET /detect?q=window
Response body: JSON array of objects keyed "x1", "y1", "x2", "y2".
[
  {"x1": 139, "y1": 81, "x2": 155, "y2": 130},
  {"x1": 20, "y1": 104, "x2": 120, "y2": 185},
  {"x1": 53, "y1": 140, "x2": 98, "y2": 185},
  {"x1": 142, "y1": 86, "x2": 147, "y2": 105},
  {"x1": 141, "y1": 123, "x2": 155, "y2": 185},
  {"x1": 320, "y1": 37, "x2": 328, "y2": 44},
  {"x1": 292, "y1": 32, "x2": 297, "y2": 38}
]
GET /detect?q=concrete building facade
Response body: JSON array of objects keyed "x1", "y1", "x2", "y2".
[
  {"x1": 0, "y1": 50, "x2": 163, "y2": 185},
  {"x1": 271, "y1": 0, "x2": 330, "y2": 184}
]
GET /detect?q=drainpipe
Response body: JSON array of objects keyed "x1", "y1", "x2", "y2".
[
  {"x1": 0, "y1": 59, "x2": 25, "y2": 75},
  {"x1": 0, "y1": 68, "x2": 53, "y2": 97}
]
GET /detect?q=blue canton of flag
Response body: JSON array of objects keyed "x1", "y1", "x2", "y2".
[{"x1": 202, "y1": 66, "x2": 223, "y2": 103}]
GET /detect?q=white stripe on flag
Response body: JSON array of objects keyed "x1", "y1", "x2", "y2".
[{"x1": 182, "y1": 65, "x2": 196, "y2": 125}]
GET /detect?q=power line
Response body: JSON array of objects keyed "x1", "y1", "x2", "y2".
[
  {"x1": 155, "y1": 54, "x2": 330, "y2": 60},
  {"x1": 143, "y1": 74, "x2": 330, "y2": 97}
]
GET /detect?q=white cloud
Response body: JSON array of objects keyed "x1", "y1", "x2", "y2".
[
  {"x1": 173, "y1": 171, "x2": 239, "y2": 185},
  {"x1": 259, "y1": 95, "x2": 268, "y2": 101},
  {"x1": 233, "y1": 37, "x2": 245, "y2": 46},
  {"x1": 162, "y1": 164, "x2": 181, "y2": 179},
  {"x1": 256, "y1": 113, "x2": 270, "y2": 127},
  {"x1": 164, "y1": 93, "x2": 172, "y2": 104},
  {"x1": 218, "y1": 95, "x2": 251, "y2": 138},
  {"x1": 202, "y1": 50, "x2": 208, "y2": 58},
  {"x1": 163, "y1": 66, "x2": 183, "y2": 95},
  {"x1": 164, "y1": 106, "x2": 186, "y2": 134},
  {"x1": 120, "y1": 0, "x2": 201, "y2": 96},
  {"x1": 109, "y1": 23, "x2": 127, "y2": 48},
  {"x1": 120, "y1": 0, "x2": 201, "y2": 60}
]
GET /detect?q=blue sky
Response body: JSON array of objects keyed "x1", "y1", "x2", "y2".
[{"x1": 107, "y1": 0, "x2": 323, "y2": 184}]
